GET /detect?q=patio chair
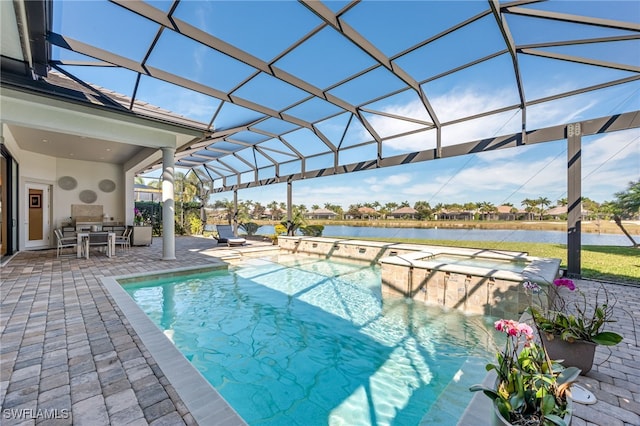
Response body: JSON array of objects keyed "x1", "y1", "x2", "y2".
[
  {"x1": 54, "y1": 228, "x2": 80, "y2": 257},
  {"x1": 215, "y1": 224, "x2": 246, "y2": 247},
  {"x1": 115, "y1": 226, "x2": 132, "y2": 252},
  {"x1": 84, "y1": 232, "x2": 111, "y2": 258}
]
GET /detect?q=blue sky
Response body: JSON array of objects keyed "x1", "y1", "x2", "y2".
[
  {"x1": 53, "y1": 0, "x2": 640, "y2": 209},
  {"x1": 234, "y1": 130, "x2": 639, "y2": 209}
]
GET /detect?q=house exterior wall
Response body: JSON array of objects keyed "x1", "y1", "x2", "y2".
[{"x1": 3, "y1": 128, "x2": 126, "y2": 250}]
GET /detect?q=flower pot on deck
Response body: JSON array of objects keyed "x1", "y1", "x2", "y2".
[
  {"x1": 541, "y1": 333, "x2": 597, "y2": 374},
  {"x1": 131, "y1": 225, "x2": 152, "y2": 246},
  {"x1": 493, "y1": 396, "x2": 573, "y2": 425}
]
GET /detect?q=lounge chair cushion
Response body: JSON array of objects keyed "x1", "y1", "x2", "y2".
[{"x1": 227, "y1": 238, "x2": 246, "y2": 246}]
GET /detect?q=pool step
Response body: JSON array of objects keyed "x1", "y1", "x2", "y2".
[{"x1": 215, "y1": 250, "x2": 243, "y2": 260}]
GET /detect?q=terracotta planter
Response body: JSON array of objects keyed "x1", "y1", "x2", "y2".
[{"x1": 541, "y1": 333, "x2": 597, "y2": 374}]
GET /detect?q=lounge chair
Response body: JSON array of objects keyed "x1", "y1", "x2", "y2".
[{"x1": 215, "y1": 225, "x2": 246, "y2": 247}]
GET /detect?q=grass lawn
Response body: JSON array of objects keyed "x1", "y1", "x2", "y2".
[{"x1": 336, "y1": 236, "x2": 639, "y2": 284}]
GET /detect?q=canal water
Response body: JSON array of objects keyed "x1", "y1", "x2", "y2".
[{"x1": 254, "y1": 224, "x2": 633, "y2": 246}]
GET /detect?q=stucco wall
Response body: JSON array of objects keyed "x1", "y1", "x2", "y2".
[
  {"x1": 55, "y1": 158, "x2": 124, "y2": 226},
  {"x1": 3, "y1": 125, "x2": 126, "y2": 249}
]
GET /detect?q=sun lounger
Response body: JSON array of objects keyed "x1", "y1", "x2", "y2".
[{"x1": 215, "y1": 225, "x2": 246, "y2": 246}]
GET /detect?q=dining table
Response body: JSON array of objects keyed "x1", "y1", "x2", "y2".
[{"x1": 76, "y1": 232, "x2": 116, "y2": 259}]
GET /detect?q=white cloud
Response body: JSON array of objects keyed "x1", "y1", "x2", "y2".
[{"x1": 365, "y1": 173, "x2": 412, "y2": 186}]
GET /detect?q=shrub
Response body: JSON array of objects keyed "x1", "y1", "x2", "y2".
[
  {"x1": 239, "y1": 222, "x2": 260, "y2": 236},
  {"x1": 300, "y1": 224, "x2": 324, "y2": 237}
]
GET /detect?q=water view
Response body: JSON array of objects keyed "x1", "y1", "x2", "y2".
[{"x1": 255, "y1": 225, "x2": 631, "y2": 246}]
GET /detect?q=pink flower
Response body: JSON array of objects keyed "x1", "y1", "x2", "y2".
[
  {"x1": 553, "y1": 278, "x2": 576, "y2": 291},
  {"x1": 522, "y1": 280, "x2": 541, "y2": 293},
  {"x1": 494, "y1": 319, "x2": 533, "y2": 339},
  {"x1": 517, "y1": 323, "x2": 534, "y2": 340}
]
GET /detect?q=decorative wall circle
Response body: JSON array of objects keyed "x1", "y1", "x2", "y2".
[
  {"x1": 79, "y1": 189, "x2": 98, "y2": 204},
  {"x1": 58, "y1": 176, "x2": 77, "y2": 190},
  {"x1": 98, "y1": 179, "x2": 116, "y2": 193}
]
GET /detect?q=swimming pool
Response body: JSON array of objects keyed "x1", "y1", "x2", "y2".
[{"x1": 122, "y1": 254, "x2": 500, "y2": 425}]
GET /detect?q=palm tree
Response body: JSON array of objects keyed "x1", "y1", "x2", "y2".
[
  {"x1": 414, "y1": 201, "x2": 432, "y2": 220},
  {"x1": 267, "y1": 201, "x2": 280, "y2": 220},
  {"x1": 252, "y1": 202, "x2": 266, "y2": 219},
  {"x1": 536, "y1": 197, "x2": 551, "y2": 220},
  {"x1": 521, "y1": 198, "x2": 537, "y2": 220},
  {"x1": 610, "y1": 180, "x2": 639, "y2": 247},
  {"x1": 478, "y1": 201, "x2": 496, "y2": 220}
]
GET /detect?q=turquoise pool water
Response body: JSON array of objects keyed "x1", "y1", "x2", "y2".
[
  {"x1": 427, "y1": 254, "x2": 529, "y2": 273},
  {"x1": 123, "y1": 255, "x2": 500, "y2": 425}
]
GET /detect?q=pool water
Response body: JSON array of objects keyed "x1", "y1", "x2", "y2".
[
  {"x1": 427, "y1": 254, "x2": 529, "y2": 273},
  {"x1": 123, "y1": 255, "x2": 500, "y2": 425}
]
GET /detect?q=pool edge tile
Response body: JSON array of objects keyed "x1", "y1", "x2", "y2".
[{"x1": 102, "y1": 276, "x2": 247, "y2": 426}]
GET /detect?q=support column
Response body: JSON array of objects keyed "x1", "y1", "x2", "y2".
[
  {"x1": 566, "y1": 123, "x2": 582, "y2": 278},
  {"x1": 287, "y1": 179, "x2": 293, "y2": 236},
  {"x1": 161, "y1": 147, "x2": 176, "y2": 260},
  {"x1": 233, "y1": 189, "x2": 238, "y2": 236}
]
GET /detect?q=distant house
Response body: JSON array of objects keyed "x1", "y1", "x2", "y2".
[
  {"x1": 260, "y1": 209, "x2": 284, "y2": 220},
  {"x1": 544, "y1": 205, "x2": 590, "y2": 220},
  {"x1": 357, "y1": 207, "x2": 378, "y2": 219},
  {"x1": 134, "y1": 183, "x2": 161, "y2": 202},
  {"x1": 545, "y1": 206, "x2": 567, "y2": 220},
  {"x1": 305, "y1": 208, "x2": 338, "y2": 220},
  {"x1": 388, "y1": 206, "x2": 418, "y2": 219},
  {"x1": 497, "y1": 205, "x2": 519, "y2": 221},
  {"x1": 436, "y1": 210, "x2": 474, "y2": 220}
]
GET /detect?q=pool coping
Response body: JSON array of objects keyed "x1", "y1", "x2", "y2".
[{"x1": 102, "y1": 264, "x2": 248, "y2": 426}]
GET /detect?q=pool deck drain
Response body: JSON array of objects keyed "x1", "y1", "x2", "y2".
[{"x1": 1, "y1": 236, "x2": 638, "y2": 426}]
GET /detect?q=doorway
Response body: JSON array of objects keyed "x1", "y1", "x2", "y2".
[{"x1": 25, "y1": 183, "x2": 50, "y2": 249}]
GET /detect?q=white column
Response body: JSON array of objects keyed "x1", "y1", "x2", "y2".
[
  {"x1": 162, "y1": 147, "x2": 176, "y2": 260},
  {"x1": 124, "y1": 169, "x2": 135, "y2": 225}
]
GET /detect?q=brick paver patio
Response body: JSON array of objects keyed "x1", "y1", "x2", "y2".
[{"x1": 1, "y1": 236, "x2": 638, "y2": 425}]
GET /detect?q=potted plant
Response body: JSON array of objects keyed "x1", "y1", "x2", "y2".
[
  {"x1": 470, "y1": 319, "x2": 581, "y2": 426},
  {"x1": 270, "y1": 223, "x2": 287, "y2": 245},
  {"x1": 525, "y1": 278, "x2": 623, "y2": 373},
  {"x1": 134, "y1": 207, "x2": 145, "y2": 226}
]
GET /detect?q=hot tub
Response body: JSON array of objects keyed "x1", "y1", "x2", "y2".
[
  {"x1": 379, "y1": 247, "x2": 560, "y2": 319},
  {"x1": 277, "y1": 237, "x2": 560, "y2": 319}
]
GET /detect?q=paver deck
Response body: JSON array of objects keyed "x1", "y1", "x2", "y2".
[{"x1": 1, "y1": 236, "x2": 638, "y2": 425}]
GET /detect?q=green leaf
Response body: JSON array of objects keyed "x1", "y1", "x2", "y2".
[
  {"x1": 592, "y1": 331, "x2": 623, "y2": 346},
  {"x1": 496, "y1": 400, "x2": 511, "y2": 421},
  {"x1": 557, "y1": 366, "x2": 581, "y2": 385},
  {"x1": 540, "y1": 394, "x2": 556, "y2": 415},
  {"x1": 544, "y1": 413, "x2": 567, "y2": 426}
]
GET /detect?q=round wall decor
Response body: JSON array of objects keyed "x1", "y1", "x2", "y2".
[
  {"x1": 79, "y1": 189, "x2": 98, "y2": 204},
  {"x1": 58, "y1": 176, "x2": 78, "y2": 190},
  {"x1": 98, "y1": 179, "x2": 116, "y2": 193}
]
